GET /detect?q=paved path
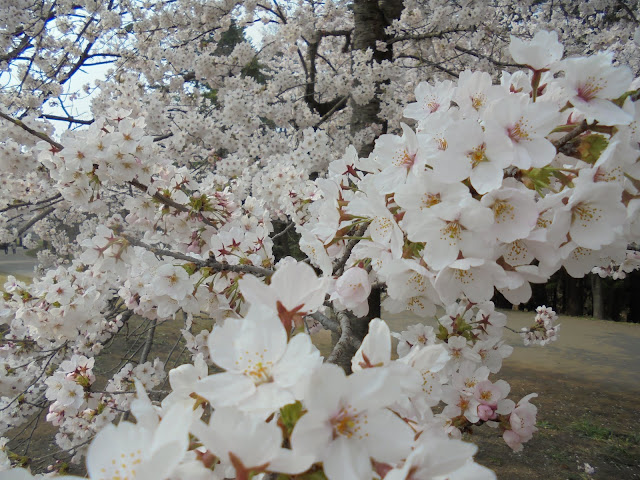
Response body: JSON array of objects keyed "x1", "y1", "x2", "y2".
[
  {"x1": 501, "y1": 310, "x2": 640, "y2": 393},
  {"x1": 0, "y1": 249, "x2": 39, "y2": 277},
  {"x1": 382, "y1": 309, "x2": 640, "y2": 394}
]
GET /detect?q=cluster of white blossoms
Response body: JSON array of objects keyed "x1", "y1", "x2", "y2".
[
  {"x1": 1, "y1": 30, "x2": 639, "y2": 479},
  {"x1": 520, "y1": 306, "x2": 560, "y2": 347}
]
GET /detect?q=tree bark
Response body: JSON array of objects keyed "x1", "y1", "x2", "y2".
[
  {"x1": 350, "y1": 0, "x2": 404, "y2": 156},
  {"x1": 564, "y1": 272, "x2": 585, "y2": 317},
  {"x1": 590, "y1": 273, "x2": 604, "y2": 319}
]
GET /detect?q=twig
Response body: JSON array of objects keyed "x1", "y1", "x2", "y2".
[
  {"x1": 308, "y1": 311, "x2": 340, "y2": 333},
  {"x1": 0, "y1": 206, "x2": 56, "y2": 249},
  {"x1": 139, "y1": 319, "x2": 157, "y2": 365},
  {"x1": 454, "y1": 45, "x2": 523, "y2": 68},
  {"x1": 333, "y1": 223, "x2": 369, "y2": 276},
  {"x1": 314, "y1": 95, "x2": 348, "y2": 127},
  {"x1": 552, "y1": 120, "x2": 590, "y2": 150},
  {"x1": 0, "y1": 193, "x2": 62, "y2": 213},
  {"x1": 123, "y1": 235, "x2": 203, "y2": 263},
  {"x1": 272, "y1": 221, "x2": 295, "y2": 240},
  {"x1": 124, "y1": 234, "x2": 274, "y2": 277},
  {"x1": 128, "y1": 178, "x2": 219, "y2": 229}
]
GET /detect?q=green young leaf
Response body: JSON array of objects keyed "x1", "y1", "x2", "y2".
[
  {"x1": 436, "y1": 323, "x2": 450, "y2": 342},
  {"x1": 299, "y1": 470, "x2": 329, "y2": 480},
  {"x1": 279, "y1": 401, "x2": 304, "y2": 435},
  {"x1": 181, "y1": 262, "x2": 199, "y2": 275},
  {"x1": 576, "y1": 134, "x2": 608, "y2": 164}
]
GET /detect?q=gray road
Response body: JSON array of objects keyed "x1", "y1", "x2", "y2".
[{"x1": 0, "y1": 249, "x2": 39, "y2": 277}]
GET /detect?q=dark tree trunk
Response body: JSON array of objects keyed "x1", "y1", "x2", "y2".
[
  {"x1": 326, "y1": 0, "x2": 405, "y2": 374},
  {"x1": 590, "y1": 273, "x2": 605, "y2": 319},
  {"x1": 350, "y1": 0, "x2": 404, "y2": 156},
  {"x1": 626, "y1": 270, "x2": 640, "y2": 323},
  {"x1": 564, "y1": 271, "x2": 585, "y2": 316}
]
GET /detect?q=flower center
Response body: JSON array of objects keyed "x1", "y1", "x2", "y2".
[
  {"x1": 330, "y1": 407, "x2": 362, "y2": 439},
  {"x1": 441, "y1": 221, "x2": 462, "y2": 241},
  {"x1": 467, "y1": 143, "x2": 488, "y2": 167},
  {"x1": 576, "y1": 79, "x2": 602, "y2": 102},
  {"x1": 492, "y1": 200, "x2": 515, "y2": 223},
  {"x1": 507, "y1": 119, "x2": 529, "y2": 143},
  {"x1": 244, "y1": 360, "x2": 273, "y2": 385},
  {"x1": 572, "y1": 204, "x2": 602, "y2": 227},
  {"x1": 427, "y1": 100, "x2": 440, "y2": 113},
  {"x1": 422, "y1": 192, "x2": 441, "y2": 209},
  {"x1": 471, "y1": 94, "x2": 486, "y2": 111}
]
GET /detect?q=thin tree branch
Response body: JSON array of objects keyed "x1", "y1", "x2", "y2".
[
  {"x1": 388, "y1": 27, "x2": 472, "y2": 44},
  {"x1": 333, "y1": 223, "x2": 369, "y2": 276},
  {"x1": 40, "y1": 114, "x2": 94, "y2": 125},
  {"x1": 454, "y1": 45, "x2": 523, "y2": 68},
  {"x1": 0, "y1": 111, "x2": 63, "y2": 150},
  {"x1": 0, "y1": 193, "x2": 62, "y2": 213},
  {"x1": 552, "y1": 120, "x2": 590, "y2": 150},
  {"x1": 124, "y1": 234, "x2": 274, "y2": 277}
]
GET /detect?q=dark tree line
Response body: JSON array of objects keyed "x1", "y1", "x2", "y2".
[{"x1": 495, "y1": 269, "x2": 640, "y2": 322}]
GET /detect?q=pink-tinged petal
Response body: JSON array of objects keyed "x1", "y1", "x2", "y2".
[
  {"x1": 323, "y1": 436, "x2": 372, "y2": 480},
  {"x1": 499, "y1": 281, "x2": 532, "y2": 305},
  {"x1": 140, "y1": 441, "x2": 188, "y2": 480},
  {"x1": 206, "y1": 318, "x2": 244, "y2": 371},
  {"x1": 239, "y1": 262, "x2": 329, "y2": 313},
  {"x1": 526, "y1": 137, "x2": 557, "y2": 168},
  {"x1": 195, "y1": 372, "x2": 255, "y2": 407},
  {"x1": 503, "y1": 429, "x2": 523, "y2": 452},
  {"x1": 87, "y1": 423, "x2": 153, "y2": 480},
  {"x1": 209, "y1": 305, "x2": 288, "y2": 372},
  {"x1": 238, "y1": 274, "x2": 273, "y2": 308},
  {"x1": 150, "y1": 402, "x2": 192, "y2": 454},
  {"x1": 192, "y1": 409, "x2": 282, "y2": 468}
]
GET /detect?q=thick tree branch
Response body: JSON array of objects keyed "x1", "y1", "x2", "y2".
[
  {"x1": 327, "y1": 312, "x2": 361, "y2": 370},
  {"x1": 309, "y1": 311, "x2": 340, "y2": 333},
  {"x1": 333, "y1": 223, "x2": 369, "y2": 275}
]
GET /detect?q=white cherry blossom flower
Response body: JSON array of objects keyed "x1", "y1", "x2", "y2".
[
  {"x1": 483, "y1": 95, "x2": 561, "y2": 169},
  {"x1": 196, "y1": 305, "x2": 322, "y2": 415},
  {"x1": 291, "y1": 364, "x2": 414, "y2": 480},
  {"x1": 559, "y1": 53, "x2": 633, "y2": 125},
  {"x1": 509, "y1": 30, "x2": 563, "y2": 70},
  {"x1": 239, "y1": 260, "x2": 329, "y2": 331}
]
